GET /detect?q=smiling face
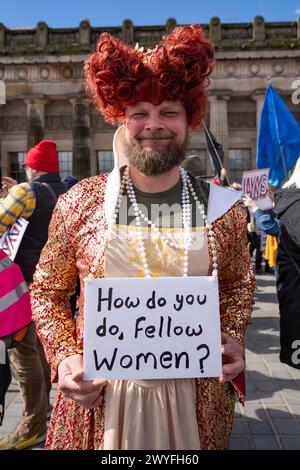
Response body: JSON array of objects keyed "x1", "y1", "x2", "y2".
[
  {"x1": 123, "y1": 101, "x2": 189, "y2": 176},
  {"x1": 125, "y1": 100, "x2": 188, "y2": 149}
]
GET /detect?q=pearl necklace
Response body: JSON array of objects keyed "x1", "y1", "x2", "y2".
[{"x1": 112, "y1": 166, "x2": 218, "y2": 278}]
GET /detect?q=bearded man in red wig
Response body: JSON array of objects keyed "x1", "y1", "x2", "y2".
[{"x1": 31, "y1": 25, "x2": 255, "y2": 450}]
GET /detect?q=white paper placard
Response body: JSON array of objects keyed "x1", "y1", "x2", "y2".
[
  {"x1": 207, "y1": 182, "x2": 242, "y2": 224},
  {"x1": 84, "y1": 276, "x2": 222, "y2": 380},
  {"x1": 242, "y1": 168, "x2": 273, "y2": 210}
]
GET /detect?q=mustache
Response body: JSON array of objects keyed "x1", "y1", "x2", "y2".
[{"x1": 135, "y1": 132, "x2": 175, "y2": 140}]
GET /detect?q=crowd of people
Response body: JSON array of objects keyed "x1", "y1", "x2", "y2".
[{"x1": 0, "y1": 22, "x2": 299, "y2": 451}]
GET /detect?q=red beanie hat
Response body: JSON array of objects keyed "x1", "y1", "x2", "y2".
[{"x1": 24, "y1": 140, "x2": 59, "y2": 173}]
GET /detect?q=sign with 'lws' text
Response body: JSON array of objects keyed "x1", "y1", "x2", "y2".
[
  {"x1": 242, "y1": 168, "x2": 273, "y2": 210},
  {"x1": 83, "y1": 276, "x2": 222, "y2": 380}
]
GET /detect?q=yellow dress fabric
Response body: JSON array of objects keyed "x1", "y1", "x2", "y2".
[
  {"x1": 264, "y1": 235, "x2": 278, "y2": 268},
  {"x1": 30, "y1": 175, "x2": 256, "y2": 450},
  {"x1": 103, "y1": 224, "x2": 208, "y2": 449}
]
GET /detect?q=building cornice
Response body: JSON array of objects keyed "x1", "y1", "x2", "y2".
[{"x1": 1, "y1": 17, "x2": 300, "y2": 56}]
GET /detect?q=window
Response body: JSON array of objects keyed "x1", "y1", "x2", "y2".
[
  {"x1": 9, "y1": 152, "x2": 26, "y2": 182},
  {"x1": 228, "y1": 149, "x2": 252, "y2": 183},
  {"x1": 97, "y1": 150, "x2": 114, "y2": 174},
  {"x1": 184, "y1": 149, "x2": 206, "y2": 175},
  {"x1": 58, "y1": 151, "x2": 73, "y2": 179}
]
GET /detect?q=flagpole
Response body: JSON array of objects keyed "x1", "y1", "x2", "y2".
[
  {"x1": 280, "y1": 144, "x2": 288, "y2": 179},
  {"x1": 202, "y1": 121, "x2": 230, "y2": 185}
]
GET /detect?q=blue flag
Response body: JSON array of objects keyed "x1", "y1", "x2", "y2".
[{"x1": 257, "y1": 83, "x2": 300, "y2": 188}]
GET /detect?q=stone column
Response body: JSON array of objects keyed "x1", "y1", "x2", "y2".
[
  {"x1": 70, "y1": 97, "x2": 91, "y2": 179},
  {"x1": 90, "y1": 149, "x2": 98, "y2": 176},
  {"x1": 208, "y1": 90, "x2": 232, "y2": 170},
  {"x1": 209, "y1": 17, "x2": 222, "y2": 43},
  {"x1": 252, "y1": 89, "x2": 266, "y2": 131},
  {"x1": 253, "y1": 16, "x2": 265, "y2": 43},
  {"x1": 252, "y1": 89, "x2": 267, "y2": 169},
  {"x1": 25, "y1": 96, "x2": 47, "y2": 150},
  {"x1": 79, "y1": 20, "x2": 91, "y2": 46},
  {"x1": 36, "y1": 22, "x2": 48, "y2": 48},
  {"x1": 0, "y1": 77, "x2": 5, "y2": 105},
  {"x1": 165, "y1": 18, "x2": 177, "y2": 34},
  {"x1": 122, "y1": 19, "x2": 134, "y2": 44}
]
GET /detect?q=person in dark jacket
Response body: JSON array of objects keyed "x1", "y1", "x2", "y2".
[
  {"x1": 62, "y1": 175, "x2": 79, "y2": 190},
  {"x1": 275, "y1": 160, "x2": 300, "y2": 370},
  {"x1": 0, "y1": 140, "x2": 66, "y2": 449}
]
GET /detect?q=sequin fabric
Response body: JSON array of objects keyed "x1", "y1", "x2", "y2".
[{"x1": 31, "y1": 175, "x2": 255, "y2": 450}]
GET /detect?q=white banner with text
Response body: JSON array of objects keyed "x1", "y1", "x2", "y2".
[
  {"x1": 84, "y1": 276, "x2": 222, "y2": 380},
  {"x1": 242, "y1": 168, "x2": 273, "y2": 210}
]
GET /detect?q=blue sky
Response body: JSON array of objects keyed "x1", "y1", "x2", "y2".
[{"x1": 1, "y1": 0, "x2": 300, "y2": 28}]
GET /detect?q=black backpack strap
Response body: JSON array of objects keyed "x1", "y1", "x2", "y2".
[
  {"x1": 31, "y1": 182, "x2": 58, "y2": 207},
  {"x1": 41, "y1": 182, "x2": 58, "y2": 205}
]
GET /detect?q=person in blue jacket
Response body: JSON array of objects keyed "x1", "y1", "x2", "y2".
[{"x1": 243, "y1": 195, "x2": 280, "y2": 238}]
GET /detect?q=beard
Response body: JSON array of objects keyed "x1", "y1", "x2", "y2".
[{"x1": 124, "y1": 134, "x2": 189, "y2": 176}]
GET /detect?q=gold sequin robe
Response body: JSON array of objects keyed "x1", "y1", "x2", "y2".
[{"x1": 31, "y1": 174, "x2": 255, "y2": 450}]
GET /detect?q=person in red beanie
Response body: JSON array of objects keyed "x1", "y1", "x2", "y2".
[
  {"x1": 0, "y1": 139, "x2": 67, "y2": 450},
  {"x1": 24, "y1": 140, "x2": 59, "y2": 173}
]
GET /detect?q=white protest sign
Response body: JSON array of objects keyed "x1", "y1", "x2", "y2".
[
  {"x1": 0, "y1": 217, "x2": 28, "y2": 261},
  {"x1": 242, "y1": 168, "x2": 273, "y2": 210},
  {"x1": 84, "y1": 276, "x2": 222, "y2": 380}
]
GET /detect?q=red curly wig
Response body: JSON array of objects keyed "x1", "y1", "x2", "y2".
[{"x1": 84, "y1": 24, "x2": 215, "y2": 129}]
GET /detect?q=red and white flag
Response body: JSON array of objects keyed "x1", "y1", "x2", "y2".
[{"x1": 0, "y1": 217, "x2": 29, "y2": 261}]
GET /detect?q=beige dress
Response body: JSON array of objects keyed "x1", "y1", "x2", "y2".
[{"x1": 103, "y1": 224, "x2": 209, "y2": 450}]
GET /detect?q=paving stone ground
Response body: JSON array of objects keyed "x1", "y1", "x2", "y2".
[{"x1": 1, "y1": 271, "x2": 300, "y2": 450}]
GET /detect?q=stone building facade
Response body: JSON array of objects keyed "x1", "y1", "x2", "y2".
[{"x1": 0, "y1": 17, "x2": 300, "y2": 182}]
